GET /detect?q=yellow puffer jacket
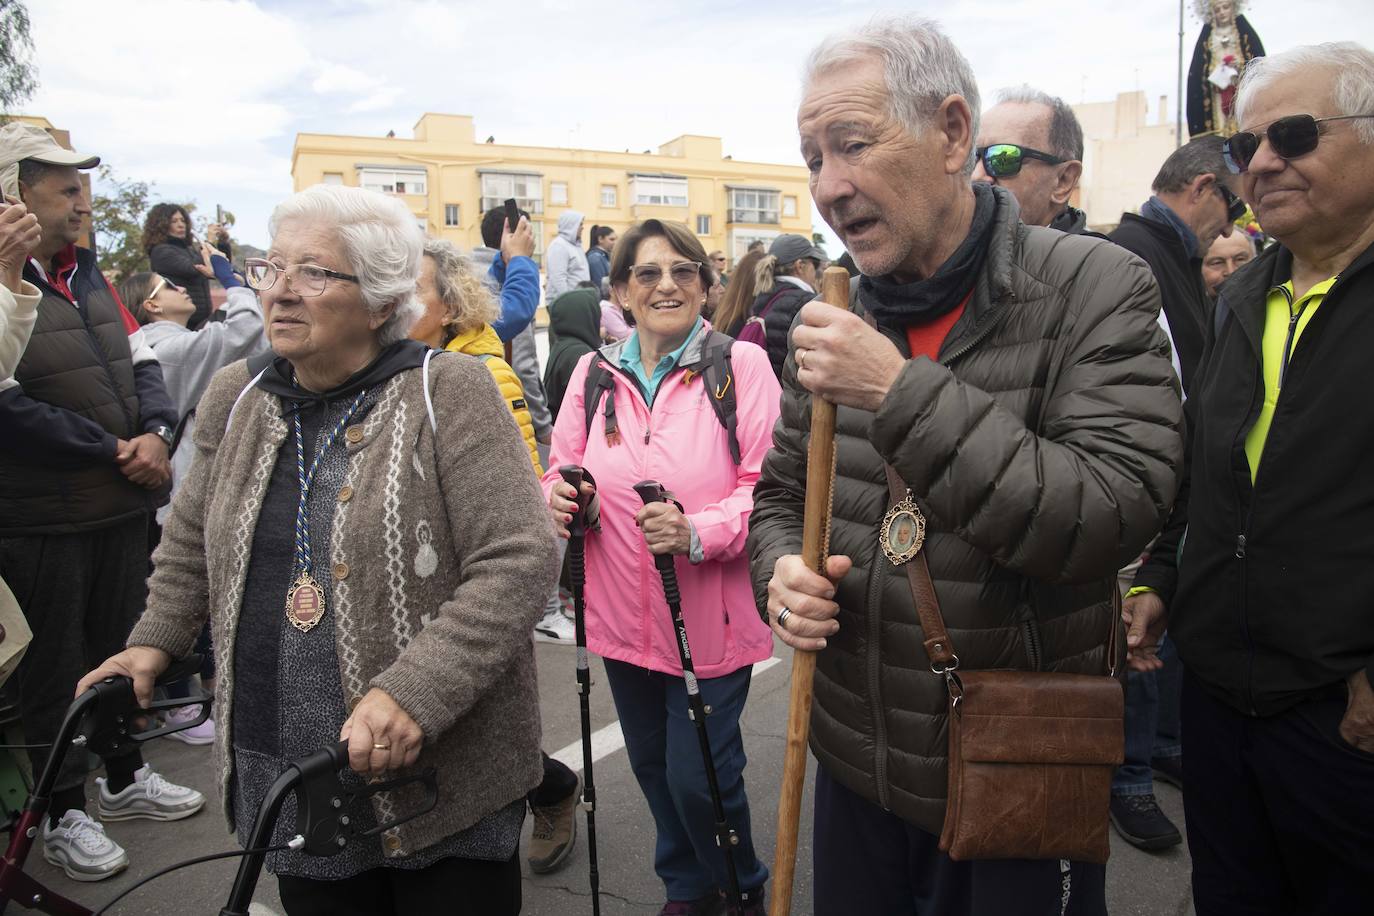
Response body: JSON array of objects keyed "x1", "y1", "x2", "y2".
[{"x1": 445, "y1": 324, "x2": 543, "y2": 475}]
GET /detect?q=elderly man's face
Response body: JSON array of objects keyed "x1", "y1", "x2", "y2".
[
  {"x1": 262, "y1": 217, "x2": 388, "y2": 375},
  {"x1": 1201, "y1": 232, "x2": 1254, "y2": 297},
  {"x1": 1239, "y1": 67, "x2": 1374, "y2": 256},
  {"x1": 799, "y1": 56, "x2": 972, "y2": 281},
  {"x1": 973, "y1": 101, "x2": 1077, "y2": 228}
]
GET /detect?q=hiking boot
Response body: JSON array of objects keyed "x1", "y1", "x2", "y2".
[
  {"x1": 97, "y1": 764, "x2": 206, "y2": 821},
  {"x1": 1109, "y1": 793, "x2": 1182, "y2": 851},
  {"x1": 658, "y1": 895, "x2": 724, "y2": 916},
  {"x1": 43, "y1": 810, "x2": 129, "y2": 882},
  {"x1": 164, "y1": 703, "x2": 216, "y2": 746},
  {"x1": 528, "y1": 772, "x2": 579, "y2": 873},
  {"x1": 1152, "y1": 754, "x2": 1183, "y2": 789},
  {"x1": 534, "y1": 607, "x2": 576, "y2": 645}
]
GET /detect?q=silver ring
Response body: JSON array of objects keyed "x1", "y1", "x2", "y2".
[{"x1": 776, "y1": 607, "x2": 793, "y2": 629}]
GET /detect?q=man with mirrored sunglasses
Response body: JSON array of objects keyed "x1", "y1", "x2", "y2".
[
  {"x1": 1126, "y1": 41, "x2": 1374, "y2": 916},
  {"x1": 973, "y1": 86, "x2": 1088, "y2": 233}
]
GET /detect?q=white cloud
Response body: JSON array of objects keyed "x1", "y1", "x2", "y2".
[{"x1": 22, "y1": 0, "x2": 1374, "y2": 248}]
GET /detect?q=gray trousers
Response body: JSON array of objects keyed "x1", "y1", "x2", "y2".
[{"x1": 0, "y1": 514, "x2": 149, "y2": 791}]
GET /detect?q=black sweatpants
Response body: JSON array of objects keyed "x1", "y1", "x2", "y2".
[
  {"x1": 276, "y1": 851, "x2": 521, "y2": 916},
  {"x1": 1181, "y1": 671, "x2": 1374, "y2": 915},
  {"x1": 0, "y1": 515, "x2": 149, "y2": 793},
  {"x1": 812, "y1": 765, "x2": 1106, "y2": 916}
]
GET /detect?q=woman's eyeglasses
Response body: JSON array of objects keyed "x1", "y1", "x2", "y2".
[
  {"x1": 629, "y1": 261, "x2": 703, "y2": 288},
  {"x1": 975, "y1": 143, "x2": 1066, "y2": 178},
  {"x1": 1223, "y1": 113, "x2": 1374, "y2": 173},
  {"x1": 245, "y1": 258, "x2": 360, "y2": 297}
]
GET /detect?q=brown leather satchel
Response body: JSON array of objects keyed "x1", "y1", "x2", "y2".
[{"x1": 882, "y1": 466, "x2": 1125, "y2": 864}]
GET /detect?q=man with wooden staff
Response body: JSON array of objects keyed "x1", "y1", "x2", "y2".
[{"x1": 746, "y1": 16, "x2": 1185, "y2": 916}]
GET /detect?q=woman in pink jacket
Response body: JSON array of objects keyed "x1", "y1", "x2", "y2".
[{"x1": 544, "y1": 220, "x2": 779, "y2": 916}]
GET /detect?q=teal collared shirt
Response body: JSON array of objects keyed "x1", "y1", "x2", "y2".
[{"x1": 618, "y1": 317, "x2": 704, "y2": 402}]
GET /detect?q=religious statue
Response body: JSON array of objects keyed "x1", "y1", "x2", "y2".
[{"x1": 1187, "y1": 0, "x2": 1266, "y2": 137}]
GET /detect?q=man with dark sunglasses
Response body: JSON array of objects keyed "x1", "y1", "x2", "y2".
[
  {"x1": 973, "y1": 86, "x2": 1087, "y2": 233},
  {"x1": 1109, "y1": 136, "x2": 1237, "y2": 393},
  {"x1": 1104, "y1": 134, "x2": 1240, "y2": 856},
  {"x1": 1125, "y1": 42, "x2": 1374, "y2": 915}
]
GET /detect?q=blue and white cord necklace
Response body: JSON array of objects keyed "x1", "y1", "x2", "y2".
[{"x1": 285, "y1": 388, "x2": 368, "y2": 632}]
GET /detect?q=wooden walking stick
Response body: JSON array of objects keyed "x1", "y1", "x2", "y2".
[{"x1": 770, "y1": 266, "x2": 850, "y2": 916}]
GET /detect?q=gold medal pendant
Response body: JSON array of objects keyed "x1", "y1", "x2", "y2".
[
  {"x1": 881, "y1": 490, "x2": 927, "y2": 566},
  {"x1": 286, "y1": 572, "x2": 326, "y2": 632}
]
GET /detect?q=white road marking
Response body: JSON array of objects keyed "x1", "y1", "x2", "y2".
[{"x1": 550, "y1": 656, "x2": 784, "y2": 773}]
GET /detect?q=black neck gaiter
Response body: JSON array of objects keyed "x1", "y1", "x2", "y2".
[{"x1": 858, "y1": 181, "x2": 997, "y2": 332}]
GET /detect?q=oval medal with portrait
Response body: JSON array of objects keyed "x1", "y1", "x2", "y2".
[{"x1": 881, "y1": 492, "x2": 927, "y2": 566}]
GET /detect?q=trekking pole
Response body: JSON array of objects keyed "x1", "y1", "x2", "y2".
[
  {"x1": 558, "y1": 465, "x2": 601, "y2": 916},
  {"x1": 769, "y1": 266, "x2": 849, "y2": 916},
  {"x1": 634, "y1": 480, "x2": 743, "y2": 915}
]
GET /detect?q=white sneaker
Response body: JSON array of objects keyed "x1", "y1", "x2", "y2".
[
  {"x1": 43, "y1": 809, "x2": 129, "y2": 882},
  {"x1": 164, "y1": 703, "x2": 215, "y2": 746},
  {"x1": 534, "y1": 608, "x2": 576, "y2": 645},
  {"x1": 96, "y1": 764, "x2": 205, "y2": 822}
]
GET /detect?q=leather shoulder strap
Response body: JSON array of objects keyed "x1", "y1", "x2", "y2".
[{"x1": 883, "y1": 464, "x2": 958, "y2": 671}]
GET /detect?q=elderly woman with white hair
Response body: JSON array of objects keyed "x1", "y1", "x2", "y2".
[{"x1": 80, "y1": 184, "x2": 558, "y2": 915}]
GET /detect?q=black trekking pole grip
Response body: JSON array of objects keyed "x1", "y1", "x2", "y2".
[{"x1": 633, "y1": 480, "x2": 683, "y2": 596}]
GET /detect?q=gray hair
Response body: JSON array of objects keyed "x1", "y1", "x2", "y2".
[
  {"x1": 420, "y1": 238, "x2": 498, "y2": 334},
  {"x1": 1152, "y1": 135, "x2": 1230, "y2": 194},
  {"x1": 995, "y1": 85, "x2": 1085, "y2": 161},
  {"x1": 1235, "y1": 42, "x2": 1374, "y2": 145},
  {"x1": 803, "y1": 16, "x2": 981, "y2": 174},
  {"x1": 267, "y1": 184, "x2": 425, "y2": 346}
]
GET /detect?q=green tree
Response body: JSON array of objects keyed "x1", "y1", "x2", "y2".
[
  {"x1": 0, "y1": 0, "x2": 37, "y2": 117},
  {"x1": 91, "y1": 166, "x2": 153, "y2": 283}
]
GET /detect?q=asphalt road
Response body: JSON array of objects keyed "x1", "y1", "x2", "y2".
[{"x1": 12, "y1": 639, "x2": 1193, "y2": 915}]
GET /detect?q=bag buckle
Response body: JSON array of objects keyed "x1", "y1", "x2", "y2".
[{"x1": 945, "y1": 668, "x2": 965, "y2": 715}]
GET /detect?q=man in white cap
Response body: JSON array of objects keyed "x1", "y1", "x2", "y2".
[{"x1": 0, "y1": 122, "x2": 204, "y2": 882}]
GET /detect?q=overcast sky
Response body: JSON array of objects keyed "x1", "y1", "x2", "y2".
[{"x1": 25, "y1": 0, "x2": 1371, "y2": 251}]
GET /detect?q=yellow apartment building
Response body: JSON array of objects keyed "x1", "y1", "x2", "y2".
[{"x1": 291, "y1": 113, "x2": 813, "y2": 268}]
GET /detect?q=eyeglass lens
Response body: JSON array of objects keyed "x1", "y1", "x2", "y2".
[{"x1": 982, "y1": 145, "x2": 1024, "y2": 178}]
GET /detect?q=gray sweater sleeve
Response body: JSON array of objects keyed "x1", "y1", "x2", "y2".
[
  {"x1": 148, "y1": 288, "x2": 268, "y2": 416},
  {"x1": 370, "y1": 357, "x2": 560, "y2": 736},
  {"x1": 509, "y1": 324, "x2": 552, "y2": 437}
]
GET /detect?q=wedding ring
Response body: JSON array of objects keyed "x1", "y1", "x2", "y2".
[
  {"x1": 372, "y1": 743, "x2": 391, "y2": 751},
  {"x1": 776, "y1": 607, "x2": 793, "y2": 629},
  {"x1": 796, "y1": 348, "x2": 807, "y2": 370}
]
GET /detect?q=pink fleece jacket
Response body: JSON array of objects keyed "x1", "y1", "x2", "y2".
[{"x1": 541, "y1": 329, "x2": 780, "y2": 679}]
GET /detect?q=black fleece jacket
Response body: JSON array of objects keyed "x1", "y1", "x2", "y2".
[{"x1": 1170, "y1": 240, "x2": 1374, "y2": 715}]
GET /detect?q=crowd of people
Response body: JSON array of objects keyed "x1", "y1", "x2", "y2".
[{"x1": 0, "y1": 13, "x2": 1370, "y2": 916}]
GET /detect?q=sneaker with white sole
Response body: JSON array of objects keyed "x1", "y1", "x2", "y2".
[
  {"x1": 163, "y1": 703, "x2": 215, "y2": 746},
  {"x1": 43, "y1": 809, "x2": 129, "y2": 882},
  {"x1": 534, "y1": 607, "x2": 576, "y2": 645},
  {"x1": 97, "y1": 764, "x2": 205, "y2": 822}
]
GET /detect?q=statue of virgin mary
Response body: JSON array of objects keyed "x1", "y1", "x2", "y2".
[{"x1": 1187, "y1": 0, "x2": 1266, "y2": 137}]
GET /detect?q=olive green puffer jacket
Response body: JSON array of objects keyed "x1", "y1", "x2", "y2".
[{"x1": 747, "y1": 187, "x2": 1185, "y2": 835}]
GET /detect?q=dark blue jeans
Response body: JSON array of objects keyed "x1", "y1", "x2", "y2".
[
  {"x1": 602, "y1": 658, "x2": 768, "y2": 901},
  {"x1": 1114, "y1": 634, "x2": 1182, "y2": 795},
  {"x1": 813, "y1": 766, "x2": 1107, "y2": 915}
]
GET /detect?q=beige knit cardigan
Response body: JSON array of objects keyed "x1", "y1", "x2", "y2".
[{"x1": 127, "y1": 353, "x2": 559, "y2": 856}]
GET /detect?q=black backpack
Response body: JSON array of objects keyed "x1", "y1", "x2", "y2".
[{"x1": 582, "y1": 329, "x2": 742, "y2": 465}]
